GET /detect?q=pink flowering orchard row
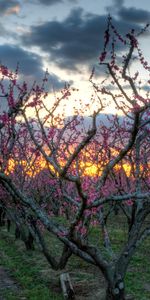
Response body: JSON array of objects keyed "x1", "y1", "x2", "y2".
[{"x1": 0, "y1": 18, "x2": 150, "y2": 300}]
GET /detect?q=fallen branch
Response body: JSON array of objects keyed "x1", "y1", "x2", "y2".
[{"x1": 60, "y1": 272, "x2": 75, "y2": 299}]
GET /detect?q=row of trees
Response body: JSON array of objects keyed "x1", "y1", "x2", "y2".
[{"x1": 0, "y1": 18, "x2": 150, "y2": 299}]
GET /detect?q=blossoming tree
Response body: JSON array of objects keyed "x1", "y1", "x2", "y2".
[{"x1": 0, "y1": 18, "x2": 150, "y2": 300}]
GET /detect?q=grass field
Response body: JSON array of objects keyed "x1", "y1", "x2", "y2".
[{"x1": 0, "y1": 218, "x2": 150, "y2": 300}]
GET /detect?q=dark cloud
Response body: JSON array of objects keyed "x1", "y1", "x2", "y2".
[
  {"x1": 0, "y1": 44, "x2": 43, "y2": 77},
  {"x1": 107, "y1": 0, "x2": 150, "y2": 24},
  {"x1": 48, "y1": 73, "x2": 72, "y2": 90},
  {"x1": 106, "y1": 0, "x2": 124, "y2": 14},
  {"x1": 30, "y1": 0, "x2": 78, "y2": 6},
  {"x1": 118, "y1": 7, "x2": 150, "y2": 24},
  {"x1": 0, "y1": 44, "x2": 66, "y2": 91},
  {"x1": 21, "y1": 8, "x2": 142, "y2": 72},
  {"x1": 32, "y1": 0, "x2": 63, "y2": 5},
  {"x1": 113, "y1": 0, "x2": 124, "y2": 6},
  {"x1": 0, "y1": 0, "x2": 20, "y2": 16}
]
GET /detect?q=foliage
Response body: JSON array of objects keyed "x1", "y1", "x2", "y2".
[{"x1": 0, "y1": 17, "x2": 150, "y2": 300}]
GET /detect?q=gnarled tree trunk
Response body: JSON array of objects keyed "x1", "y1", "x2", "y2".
[{"x1": 106, "y1": 281, "x2": 125, "y2": 300}]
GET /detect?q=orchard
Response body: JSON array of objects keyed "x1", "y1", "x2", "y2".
[{"x1": 0, "y1": 17, "x2": 150, "y2": 300}]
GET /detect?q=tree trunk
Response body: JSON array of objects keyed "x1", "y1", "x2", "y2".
[
  {"x1": 15, "y1": 226, "x2": 21, "y2": 239},
  {"x1": 25, "y1": 232, "x2": 34, "y2": 250},
  {"x1": 0, "y1": 208, "x2": 5, "y2": 226},
  {"x1": 106, "y1": 281, "x2": 125, "y2": 300}
]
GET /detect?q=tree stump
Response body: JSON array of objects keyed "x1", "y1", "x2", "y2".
[{"x1": 60, "y1": 273, "x2": 75, "y2": 299}]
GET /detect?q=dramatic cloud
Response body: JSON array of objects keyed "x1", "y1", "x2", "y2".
[
  {"x1": 47, "y1": 73, "x2": 71, "y2": 90},
  {"x1": 0, "y1": 0, "x2": 20, "y2": 16},
  {"x1": 106, "y1": 0, "x2": 124, "y2": 14},
  {"x1": 0, "y1": 44, "x2": 66, "y2": 91},
  {"x1": 107, "y1": 0, "x2": 150, "y2": 24},
  {"x1": 21, "y1": 8, "x2": 142, "y2": 72},
  {"x1": 32, "y1": 0, "x2": 63, "y2": 5},
  {"x1": 111, "y1": 0, "x2": 124, "y2": 7},
  {"x1": 30, "y1": 0, "x2": 78, "y2": 6},
  {"x1": 118, "y1": 7, "x2": 150, "y2": 24},
  {"x1": 0, "y1": 44, "x2": 43, "y2": 76}
]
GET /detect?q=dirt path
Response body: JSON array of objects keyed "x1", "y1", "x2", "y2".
[{"x1": 0, "y1": 266, "x2": 19, "y2": 300}]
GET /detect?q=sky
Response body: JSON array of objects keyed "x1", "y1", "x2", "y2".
[{"x1": 0, "y1": 0, "x2": 150, "y2": 116}]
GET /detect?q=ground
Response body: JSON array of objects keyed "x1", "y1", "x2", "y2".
[
  {"x1": 0, "y1": 220, "x2": 150, "y2": 300},
  {"x1": 48, "y1": 267, "x2": 106, "y2": 300},
  {"x1": 0, "y1": 264, "x2": 137, "y2": 300},
  {"x1": 0, "y1": 251, "x2": 106, "y2": 300},
  {"x1": 0, "y1": 266, "x2": 21, "y2": 300}
]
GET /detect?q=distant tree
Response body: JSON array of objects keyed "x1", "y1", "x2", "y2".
[{"x1": 0, "y1": 17, "x2": 150, "y2": 299}]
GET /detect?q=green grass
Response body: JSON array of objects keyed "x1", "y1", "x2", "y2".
[
  {"x1": 0, "y1": 217, "x2": 150, "y2": 300},
  {"x1": 0, "y1": 230, "x2": 63, "y2": 300},
  {"x1": 82, "y1": 217, "x2": 150, "y2": 299},
  {"x1": 125, "y1": 240, "x2": 150, "y2": 300}
]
